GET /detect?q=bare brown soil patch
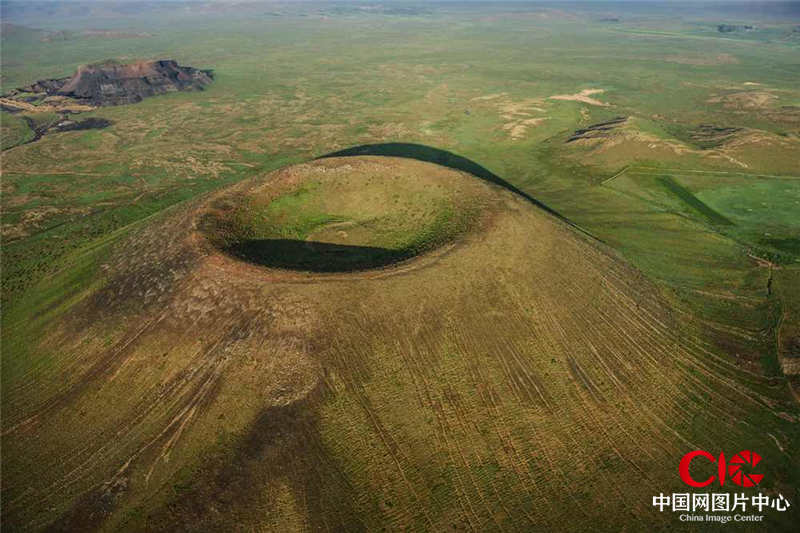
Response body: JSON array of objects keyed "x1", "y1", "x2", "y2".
[
  {"x1": 548, "y1": 88, "x2": 609, "y2": 106},
  {"x1": 707, "y1": 90, "x2": 777, "y2": 110},
  {"x1": 470, "y1": 93, "x2": 548, "y2": 139},
  {"x1": 0, "y1": 96, "x2": 94, "y2": 114},
  {"x1": 664, "y1": 53, "x2": 739, "y2": 66},
  {"x1": 503, "y1": 117, "x2": 548, "y2": 139},
  {"x1": 41, "y1": 29, "x2": 153, "y2": 42}
]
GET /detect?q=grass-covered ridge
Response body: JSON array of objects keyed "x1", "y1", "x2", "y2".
[{"x1": 203, "y1": 157, "x2": 488, "y2": 271}]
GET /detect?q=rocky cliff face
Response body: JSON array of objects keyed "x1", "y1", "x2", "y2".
[
  {"x1": 13, "y1": 59, "x2": 213, "y2": 106},
  {"x1": 56, "y1": 60, "x2": 213, "y2": 105}
]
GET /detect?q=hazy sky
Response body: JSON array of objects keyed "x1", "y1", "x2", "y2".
[{"x1": 14, "y1": 0, "x2": 796, "y2": 3}]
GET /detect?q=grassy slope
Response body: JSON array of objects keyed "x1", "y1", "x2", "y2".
[
  {"x1": 775, "y1": 266, "x2": 800, "y2": 374},
  {"x1": 1, "y1": 110, "x2": 34, "y2": 150},
  {"x1": 2, "y1": 159, "x2": 796, "y2": 532},
  {"x1": 1, "y1": 3, "x2": 799, "y2": 531}
]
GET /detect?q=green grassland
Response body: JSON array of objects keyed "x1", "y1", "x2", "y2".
[
  {"x1": 1, "y1": 2, "x2": 799, "y2": 531},
  {"x1": 0, "y1": 110, "x2": 34, "y2": 149}
]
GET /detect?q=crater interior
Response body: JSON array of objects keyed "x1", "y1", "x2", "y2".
[{"x1": 201, "y1": 156, "x2": 492, "y2": 272}]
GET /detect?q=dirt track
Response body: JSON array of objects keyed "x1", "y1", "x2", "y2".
[{"x1": 2, "y1": 157, "x2": 796, "y2": 531}]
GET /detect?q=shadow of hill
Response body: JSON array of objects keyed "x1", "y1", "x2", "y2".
[
  {"x1": 317, "y1": 142, "x2": 575, "y2": 226},
  {"x1": 227, "y1": 239, "x2": 410, "y2": 272}
]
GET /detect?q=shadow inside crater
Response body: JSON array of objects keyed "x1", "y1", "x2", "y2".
[
  {"x1": 226, "y1": 239, "x2": 412, "y2": 272},
  {"x1": 317, "y1": 142, "x2": 569, "y2": 222}
]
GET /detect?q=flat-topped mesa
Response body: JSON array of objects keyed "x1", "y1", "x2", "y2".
[
  {"x1": 56, "y1": 59, "x2": 213, "y2": 105},
  {"x1": 15, "y1": 59, "x2": 213, "y2": 106}
]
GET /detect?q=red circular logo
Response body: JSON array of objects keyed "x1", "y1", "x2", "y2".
[{"x1": 728, "y1": 450, "x2": 763, "y2": 487}]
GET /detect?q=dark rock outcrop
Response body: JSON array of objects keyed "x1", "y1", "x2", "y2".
[
  {"x1": 566, "y1": 116, "x2": 628, "y2": 143},
  {"x1": 14, "y1": 59, "x2": 213, "y2": 106},
  {"x1": 21, "y1": 78, "x2": 68, "y2": 94},
  {"x1": 717, "y1": 24, "x2": 754, "y2": 33},
  {"x1": 0, "y1": 59, "x2": 209, "y2": 149},
  {"x1": 53, "y1": 117, "x2": 112, "y2": 132},
  {"x1": 58, "y1": 59, "x2": 213, "y2": 105}
]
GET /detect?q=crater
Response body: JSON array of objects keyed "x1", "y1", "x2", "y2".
[{"x1": 199, "y1": 156, "x2": 493, "y2": 272}]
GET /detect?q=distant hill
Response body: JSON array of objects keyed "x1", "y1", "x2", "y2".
[{"x1": 13, "y1": 59, "x2": 214, "y2": 106}]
